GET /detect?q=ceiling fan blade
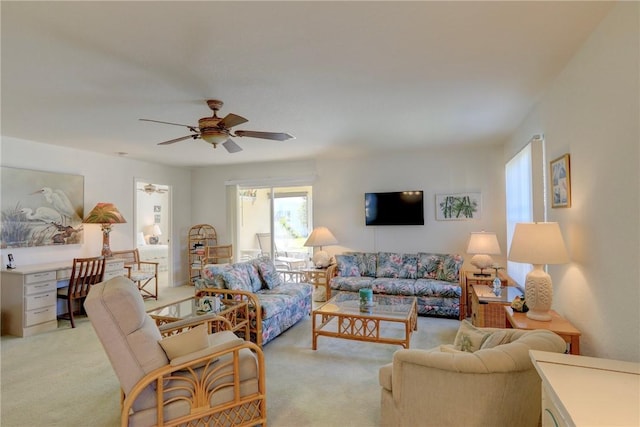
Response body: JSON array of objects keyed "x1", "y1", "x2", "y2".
[
  {"x1": 222, "y1": 139, "x2": 243, "y2": 154},
  {"x1": 219, "y1": 113, "x2": 248, "y2": 129},
  {"x1": 234, "y1": 130, "x2": 295, "y2": 141},
  {"x1": 157, "y1": 135, "x2": 199, "y2": 145},
  {"x1": 140, "y1": 118, "x2": 198, "y2": 132}
]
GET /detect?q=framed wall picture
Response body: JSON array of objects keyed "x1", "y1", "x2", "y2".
[
  {"x1": 0, "y1": 167, "x2": 84, "y2": 247},
  {"x1": 154, "y1": 205, "x2": 161, "y2": 213},
  {"x1": 435, "y1": 192, "x2": 481, "y2": 220},
  {"x1": 154, "y1": 214, "x2": 161, "y2": 224},
  {"x1": 550, "y1": 154, "x2": 571, "y2": 208}
]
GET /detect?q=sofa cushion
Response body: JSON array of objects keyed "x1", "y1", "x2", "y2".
[
  {"x1": 331, "y1": 276, "x2": 375, "y2": 292},
  {"x1": 414, "y1": 279, "x2": 461, "y2": 298},
  {"x1": 221, "y1": 267, "x2": 254, "y2": 292},
  {"x1": 371, "y1": 278, "x2": 415, "y2": 295},
  {"x1": 376, "y1": 252, "x2": 403, "y2": 278},
  {"x1": 480, "y1": 330, "x2": 513, "y2": 349},
  {"x1": 241, "y1": 262, "x2": 264, "y2": 292},
  {"x1": 253, "y1": 256, "x2": 283, "y2": 289},
  {"x1": 256, "y1": 282, "x2": 312, "y2": 320},
  {"x1": 453, "y1": 320, "x2": 491, "y2": 352},
  {"x1": 335, "y1": 254, "x2": 361, "y2": 277},
  {"x1": 348, "y1": 252, "x2": 377, "y2": 277},
  {"x1": 399, "y1": 253, "x2": 418, "y2": 279}
]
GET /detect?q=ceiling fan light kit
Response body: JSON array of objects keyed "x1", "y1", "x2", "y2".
[{"x1": 140, "y1": 99, "x2": 294, "y2": 154}]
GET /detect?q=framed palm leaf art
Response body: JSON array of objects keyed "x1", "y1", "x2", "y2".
[{"x1": 436, "y1": 192, "x2": 481, "y2": 220}]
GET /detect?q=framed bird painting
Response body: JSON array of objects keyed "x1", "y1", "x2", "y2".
[{"x1": 0, "y1": 167, "x2": 84, "y2": 248}]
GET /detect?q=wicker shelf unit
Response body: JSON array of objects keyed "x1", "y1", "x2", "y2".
[{"x1": 188, "y1": 224, "x2": 218, "y2": 286}]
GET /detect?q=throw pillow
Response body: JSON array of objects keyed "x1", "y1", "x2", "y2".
[
  {"x1": 453, "y1": 320, "x2": 491, "y2": 352},
  {"x1": 480, "y1": 330, "x2": 512, "y2": 349},
  {"x1": 349, "y1": 252, "x2": 377, "y2": 277},
  {"x1": 221, "y1": 267, "x2": 253, "y2": 292},
  {"x1": 335, "y1": 254, "x2": 361, "y2": 277},
  {"x1": 399, "y1": 254, "x2": 418, "y2": 279},
  {"x1": 254, "y1": 256, "x2": 283, "y2": 290},
  {"x1": 159, "y1": 324, "x2": 209, "y2": 361},
  {"x1": 201, "y1": 264, "x2": 231, "y2": 289},
  {"x1": 376, "y1": 252, "x2": 403, "y2": 278},
  {"x1": 417, "y1": 253, "x2": 441, "y2": 279}
]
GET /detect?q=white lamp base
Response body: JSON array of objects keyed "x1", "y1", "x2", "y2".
[
  {"x1": 470, "y1": 254, "x2": 494, "y2": 275},
  {"x1": 312, "y1": 250, "x2": 330, "y2": 268},
  {"x1": 524, "y1": 265, "x2": 553, "y2": 321}
]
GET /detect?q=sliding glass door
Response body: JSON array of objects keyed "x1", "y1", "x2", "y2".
[{"x1": 235, "y1": 185, "x2": 312, "y2": 268}]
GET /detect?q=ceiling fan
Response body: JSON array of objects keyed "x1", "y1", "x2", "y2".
[
  {"x1": 139, "y1": 99, "x2": 295, "y2": 153},
  {"x1": 139, "y1": 183, "x2": 168, "y2": 195}
]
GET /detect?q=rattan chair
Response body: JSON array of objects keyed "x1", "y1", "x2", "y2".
[
  {"x1": 111, "y1": 248, "x2": 158, "y2": 300},
  {"x1": 56, "y1": 256, "x2": 106, "y2": 328},
  {"x1": 84, "y1": 276, "x2": 267, "y2": 427},
  {"x1": 205, "y1": 244, "x2": 234, "y2": 264}
]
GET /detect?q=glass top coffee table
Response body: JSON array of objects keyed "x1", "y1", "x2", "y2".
[
  {"x1": 312, "y1": 292, "x2": 417, "y2": 350},
  {"x1": 147, "y1": 296, "x2": 250, "y2": 339}
]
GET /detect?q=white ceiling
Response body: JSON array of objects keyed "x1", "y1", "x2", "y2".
[{"x1": 1, "y1": 1, "x2": 613, "y2": 167}]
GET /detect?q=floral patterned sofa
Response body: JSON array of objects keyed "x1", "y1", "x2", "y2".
[
  {"x1": 196, "y1": 257, "x2": 313, "y2": 347},
  {"x1": 327, "y1": 252, "x2": 463, "y2": 318}
]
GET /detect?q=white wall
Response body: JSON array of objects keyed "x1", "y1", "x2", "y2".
[
  {"x1": 504, "y1": 2, "x2": 639, "y2": 361},
  {"x1": 0, "y1": 136, "x2": 192, "y2": 286},
  {"x1": 192, "y1": 144, "x2": 507, "y2": 271}
]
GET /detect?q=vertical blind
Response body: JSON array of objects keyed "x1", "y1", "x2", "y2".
[{"x1": 505, "y1": 143, "x2": 534, "y2": 287}]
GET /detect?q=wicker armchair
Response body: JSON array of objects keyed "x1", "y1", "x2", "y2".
[
  {"x1": 84, "y1": 276, "x2": 267, "y2": 427},
  {"x1": 111, "y1": 248, "x2": 159, "y2": 300}
]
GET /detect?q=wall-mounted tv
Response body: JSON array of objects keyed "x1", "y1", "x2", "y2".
[{"x1": 365, "y1": 191, "x2": 424, "y2": 226}]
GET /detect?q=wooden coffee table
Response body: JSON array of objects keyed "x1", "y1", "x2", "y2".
[{"x1": 312, "y1": 292, "x2": 417, "y2": 349}]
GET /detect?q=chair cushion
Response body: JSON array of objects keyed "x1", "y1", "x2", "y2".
[
  {"x1": 159, "y1": 324, "x2": 209, "y2": 361},
  {"x1": 130, "y1": 270, "x2": 155, "y2": 281}
]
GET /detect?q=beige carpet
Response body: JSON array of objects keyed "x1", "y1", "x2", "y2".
[{"x1": 0, "y1": 286, "x2": 459, "y2": 426}]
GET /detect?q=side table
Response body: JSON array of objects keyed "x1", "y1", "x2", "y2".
[
  {"x1": 459, "y1": 269, "x2": 509, "y2": 320},
  {"x1": 504, "y1": 306, "x2": 581, "y2": 355},
  {"x1": 471, "y1": 284, "x2": 522, "y2": 328}
]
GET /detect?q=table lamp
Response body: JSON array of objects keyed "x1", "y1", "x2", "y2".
[
  {"x1": 304, "y1": 226, "x2": 338, "y2": 268},
  {"x1": 150, "y1": 224, "x2": 162, "y2": 244},
  {"x1": 466, "y1": 231, "x2": 501, "y2": 276},
  {"x1": 83, "y1": 203, "x2": 127, "y2": 257},
  {"x1": 508, "y1": 222, "x2": 569, "y2": 321}
]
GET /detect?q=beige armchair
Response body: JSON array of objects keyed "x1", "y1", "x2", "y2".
[
  {"x1": 84, "y1": 276, "x2": 266, "y2": 427},
  {"x1": 379, "y1": 324, "x2": 567, "y2": 427}
]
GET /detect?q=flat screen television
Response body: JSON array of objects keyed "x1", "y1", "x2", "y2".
[{"x1": 365, "y1": 191, "x2": 424, "y2": 226}]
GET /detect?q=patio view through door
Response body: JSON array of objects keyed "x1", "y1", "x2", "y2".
[{"x1": 236, "y1": 185, "x2": 312, "y2": 269}]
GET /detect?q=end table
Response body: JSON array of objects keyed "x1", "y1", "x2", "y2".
[{"x1": 504, "y1": 306, "x2": 581, "y2": 355}]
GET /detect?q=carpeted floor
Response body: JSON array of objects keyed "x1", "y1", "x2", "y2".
[{"x1": 0, "y1": 286, "x2": 460, "y2": 426}]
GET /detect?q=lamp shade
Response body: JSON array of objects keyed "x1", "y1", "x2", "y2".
[
  {"x1": 304, "y1": 227, "x2": 338, "y2": 248},
  {"x1": 83, "y1": 203, "x2": 127, "y2": 224},
  {"x1": 466, "y1": 232, "x2": 501, "y2": 255},
  {"x1": 152, "y1": 224, "x2": 162, "y2": 236},
  {"x1": 508, "y1": 222, "x2": 569, "y2": 265}
]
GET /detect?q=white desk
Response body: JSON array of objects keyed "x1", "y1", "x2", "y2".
[
  {"x1": 1, "y1": 259, "x2": 124, "y2": 337},
  {"x1": 530, "y1": 350, "x2": 640, "y2": 427}
]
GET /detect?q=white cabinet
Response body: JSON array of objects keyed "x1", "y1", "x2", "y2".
[
  {"x1": 1, "y1": 259, "x2": 124, "y2": 337},
  {"x1": 531, "y1": 350, "x2": 640, "y2": 427}
]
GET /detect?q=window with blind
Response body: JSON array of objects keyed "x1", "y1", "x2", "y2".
[{"x1": 505, "y1": 137, "x2": 545, "y2": 287}]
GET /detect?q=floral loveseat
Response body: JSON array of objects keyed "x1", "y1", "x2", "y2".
[
  {"x1": 196, "y1": 257, "x2": 313, "y2": 347},
  {"x1": 327, "y1": 252, "x2": 463, "y2": 318}
]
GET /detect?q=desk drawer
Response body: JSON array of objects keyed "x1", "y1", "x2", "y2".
[
  {"x1": 24, "y1": 271, "x2": 56, "y2": 284},
  {"x1": 25, "y1": 305, "x2": 56, "y2": 327},
  {"x1": 24, "y1": 280, "x2": 57, "y2": 296},
  {"x1": 25, "y1": 291, "x2": 56, "y2": 311}
]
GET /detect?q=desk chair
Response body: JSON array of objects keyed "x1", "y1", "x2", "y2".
[
  {"x1": 57, "y1": 256, "x2": 106, "y2": 328},
  {"x1": 111, "y1": 248, "x2": 159, "y2": 300}
]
